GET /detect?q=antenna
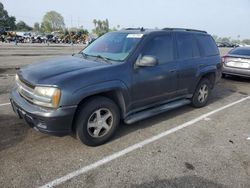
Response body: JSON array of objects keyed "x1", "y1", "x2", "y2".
[{"x1": 70, "y1": 15, "x2": 75, "y2": 54}]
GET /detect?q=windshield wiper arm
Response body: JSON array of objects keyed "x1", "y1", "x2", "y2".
[
  {"x1": 79, "y1": 53, "x2": 112, "y2": 64},
  {"x1": 94, "y1": 55, "x2": 112, "y2": 64},
  {"x1": 79, "y1": 52, "x2": 89, "y2": 58}
]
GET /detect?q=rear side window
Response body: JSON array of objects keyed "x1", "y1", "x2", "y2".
[
  {"x1": 176, "y1": 33, "x2": 193, "y2": 59},
  {"x1": 196, "y1": 35, "x2": 219, "y2": 56},
  {"x1": 142, "y1": 34, "x2": 174, "y2": 64},
  {"x1": 176, "y1": 33, "x2": 201, "y2": 59}
]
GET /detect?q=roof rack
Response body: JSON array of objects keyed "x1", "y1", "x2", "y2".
[
  {"x1": 162, "y1": 28, "x2": 207, "y2": 33},
  {"x1": 124, "y1": 27, "x2": 145, "y2": 32}
]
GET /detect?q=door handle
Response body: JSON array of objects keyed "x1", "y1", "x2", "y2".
[{"x1": 169, "y1": 69, "x2": 177, "y2": 73}]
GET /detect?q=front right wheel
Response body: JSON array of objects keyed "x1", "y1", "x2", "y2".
[{"x1": 191, "y1": 78, "x2": 211, "y2": 108}]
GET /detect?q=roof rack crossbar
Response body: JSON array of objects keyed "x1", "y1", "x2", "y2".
[
  {"x1": 124, "y1": 27, "x2": 145, "y2": 32},
  {"x1": 124, "y1": 28, "x2": 140, "y2": 30},
  {"x1": 162, "y1": 28, "x2": 207, "y2": 33}
]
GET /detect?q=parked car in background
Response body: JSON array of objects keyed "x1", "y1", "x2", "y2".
[
  {"x1": 10, "y1": 28, "x2": 221, "y2": 146},
  {"x1": 0, "y1": 27, "x2": 6, "y2": 35},
  {"x1": 217, "y1": 42, "x2": 226, "y2": 47},
  {"x1": 222, "y1": 47, "x2": 250, "y2": 78},
  {"x1": 217, "y1": 42, "x2": 239, "y2": 48}
]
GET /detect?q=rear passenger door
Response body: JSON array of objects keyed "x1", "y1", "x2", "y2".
[{"x1": 175, "y1": 32, "x2": 201, "y2": 95}]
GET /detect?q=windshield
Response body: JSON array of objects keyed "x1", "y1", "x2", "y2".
[{"x1": 81, "y1": 32, "x2": 143, "y2": 61}]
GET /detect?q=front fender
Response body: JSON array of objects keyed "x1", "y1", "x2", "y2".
[{"x1": 65, "y1": 80, "x2": 130, "y2": 113}]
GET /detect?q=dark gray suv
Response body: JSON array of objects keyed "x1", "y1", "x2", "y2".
[{"x1": 10, "y1": 28, "x2": 221, "y2": 146}]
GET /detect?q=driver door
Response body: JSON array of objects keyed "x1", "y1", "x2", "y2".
[{"x1": 131, "y1": 33, "x2": 178, "y2": 110}]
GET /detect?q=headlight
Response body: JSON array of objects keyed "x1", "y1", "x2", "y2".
[
  {"x1": 33, "y1": 86, "x2": 61, "y2": 108},
  {"x1": 15, "y1": 74, "x2": 19, "y2": 81}
]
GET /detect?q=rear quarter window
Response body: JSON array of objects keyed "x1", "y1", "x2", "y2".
[{"x1": 196, "y1": 35, "x2": 219, "y2": 57}]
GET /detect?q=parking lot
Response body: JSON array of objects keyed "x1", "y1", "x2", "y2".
[{"x1": 0, "y1": 43, "x2": 250, "y2": 188}]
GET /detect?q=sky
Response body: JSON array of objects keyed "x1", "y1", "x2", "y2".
[{"x1": 1, "y1": 0, "x2": 250, "y2": 39}]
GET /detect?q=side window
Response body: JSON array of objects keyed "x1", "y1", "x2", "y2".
[
  {"x1": 176, "y1": 33, "x2": 193, "y2": 59},
  {"x1": 142, "y1": 34, "x2": 174, "y2": 64},
  {"x1": 192, "y1": 37, "x2": 200, "y2": 58},
  {"x1": 196, "y1": 35, "x2": 219, "y2": 56}
]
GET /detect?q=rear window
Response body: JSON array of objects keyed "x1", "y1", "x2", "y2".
[
  {"x1": 196, "y1": 35, "x2": 219, "y2": 56},
  {"x1": 229, "y1": 48, "x2": 250, "y2": 56}
]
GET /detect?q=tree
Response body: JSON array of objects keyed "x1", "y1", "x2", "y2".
[
  {"x1": 41, "y1": 11, "x2": 65, "y2": 33},
  {"x1": 231, "y1": 39, "x2": 241, "y2": 44},
  {"x1": 78, "y1": 28, "x2": 88, "y2": 35},
  {"x1": 16, "y1": 21, "x2": 32, "y2": 31},
  {"x1": 221, "y1": 37, "x2": 231, "y2": 43},
  {"x1": 212, "y1": 35, "x2": 218, "y2": 42},
  {"x1": 92, "y1": 19, "x2": 109, "y2": 36},
  {"x1": 0, "y1": 2, "x2": 16, "y2": 30},
  {"x1": 33, "y1": 22, "x2": 40, "y2": 32},
  {"x1": 93, "y1": 19, "x2": 97, "y2": 28},
  {"x1": 242, "y1": 39, "x2": 250, "y2": 45}
]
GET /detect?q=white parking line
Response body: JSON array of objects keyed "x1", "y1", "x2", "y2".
[
  {"x1": 39, "y1": 96, "x2": 250, "y2": 188},
  {"x1": 0, "y1": 102, "x2": 10, "y2": 107}
]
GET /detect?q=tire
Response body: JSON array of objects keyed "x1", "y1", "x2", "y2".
[
  {"x1": 76, "y1": 96, "x2": 120, "y2": 146},
  {"x1": 191, "y1": 78, "x2": 211, "y2": 108}
]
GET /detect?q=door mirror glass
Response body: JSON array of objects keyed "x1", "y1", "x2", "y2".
[{"x1": 136, "y1": 55, "x2": 158, "y2": 67}]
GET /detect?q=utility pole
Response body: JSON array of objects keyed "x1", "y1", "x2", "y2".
[{"x1": 77, "y1": 17, "x2": 80, "y2": 29}]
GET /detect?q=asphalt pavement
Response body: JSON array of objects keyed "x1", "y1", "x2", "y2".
[{"x1": 0, "y1": 43, "x2": 249, "y2": 188}]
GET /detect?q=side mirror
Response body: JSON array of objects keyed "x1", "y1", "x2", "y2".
[{"x1": 135, "y1": 55, "x2": 158, "y2": 67}]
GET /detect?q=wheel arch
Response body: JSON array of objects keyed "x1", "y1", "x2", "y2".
[
  {"x1": 196, "y1": 66, "x2": 217, "y2": 89},
  {"x1": 199, "y1": 72, "x2": 216, "y2": 89},
  {"x1": 71, "y1": 81, "x2": 129, "y2": 132}
]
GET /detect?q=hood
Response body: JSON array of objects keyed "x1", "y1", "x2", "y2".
[{"x1": 18, "y1": 56, "x2": 106, "y2": 85}]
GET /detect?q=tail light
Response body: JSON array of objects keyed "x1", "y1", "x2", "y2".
[{"x1": 221, "y1": 56, "x2": 227, "y2": 64}]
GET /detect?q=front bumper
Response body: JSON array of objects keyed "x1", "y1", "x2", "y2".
[
  {"x1": 222, "y1": 65, "x2": 250, "y2": 78},
  {"x1": 10, "y1": 87, "x2": 77, "y2": 136}
]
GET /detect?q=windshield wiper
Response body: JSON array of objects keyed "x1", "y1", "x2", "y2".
[
  {"x1": 80, "y1": 52, "x2": 112, "y2": 64},
  {"x1": 94, "y1": 55, "x2": 112, "y2": 64},
  {"x1": 79, "y1": 52, "x2": 89, "y2": 58},
  {"x1": 80, "y1": 52, "x2": 116, "y2": 64}
]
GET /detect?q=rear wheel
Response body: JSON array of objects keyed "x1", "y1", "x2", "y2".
[
  {"x1": 191, "y1": 78, "x2": 211, "y2": 108},
  {"x1": 76, "y1": 97, "x2": 120, "y2": 146}
]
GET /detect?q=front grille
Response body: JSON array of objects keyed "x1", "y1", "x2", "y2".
[
  {"x1": 16, "y1": 76, "x2": 35, "y2": 104},
  {"x1": 19, "y1": 77, "x2": 35, "y2": 89}
]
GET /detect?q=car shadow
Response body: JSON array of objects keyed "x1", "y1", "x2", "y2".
[
  {"x1": 130, "y1": 175, "x2": 227, "y2": 188},
  {"x1": 223, "y1": 75, "x2": 250, "y2": 83},
  {"x1": 0, "y1": 114, "x2": 30, "y2": 151},
  {"x1": 112, "y1": 81, "x2": 241, "y2": 143},
  {"x1": 0, "y1": 79, "x2": 243, "y2": 150}
]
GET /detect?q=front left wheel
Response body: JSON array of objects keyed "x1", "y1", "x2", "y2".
[{"x1": 76, "y1": 97, "x2": 120, "y2": 146}]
